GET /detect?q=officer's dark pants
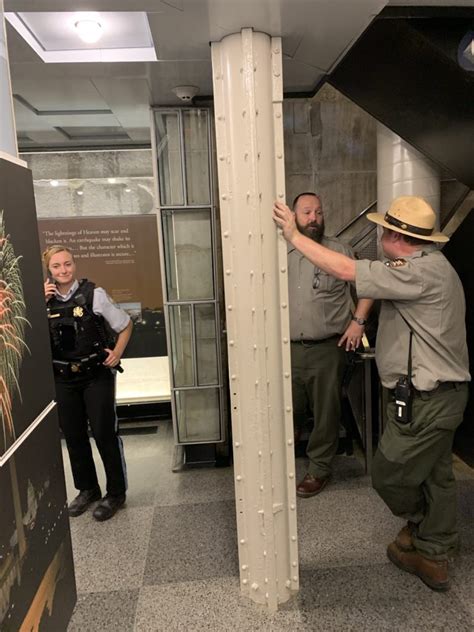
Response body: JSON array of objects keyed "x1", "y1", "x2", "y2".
[
  {"x1": 372, "y1": 383, "x2": 468, "y2": 560},
  {"x1": 291, "y1": 338, "x2": 347, "y2": 479},
  {"x1": 55, "y1": 366, "x2": 127, "y2": 497}
]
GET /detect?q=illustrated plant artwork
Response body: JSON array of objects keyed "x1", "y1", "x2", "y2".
[{"x1": 0, "y1": 210, "x2": 30, "y2": 448}]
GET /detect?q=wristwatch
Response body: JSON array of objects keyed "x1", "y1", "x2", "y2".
[{"x1": 351, "y1": 315, "x2": 367, "y2": 326}]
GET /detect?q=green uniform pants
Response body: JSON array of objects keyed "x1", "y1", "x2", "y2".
[
  {"x1": 291, "y1": 339, "x2": 347, "y2": 479},
  {"x1": 372, "y1": 383, "x2": 468, "y2": 560}
]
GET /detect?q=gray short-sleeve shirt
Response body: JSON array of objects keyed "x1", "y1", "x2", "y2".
[
  {"x1": 355, "y1": 246, "x2": 470, "y2": 390},
  {"x1": 288, "y1": 236, "x2": 354, "y2": 341}
]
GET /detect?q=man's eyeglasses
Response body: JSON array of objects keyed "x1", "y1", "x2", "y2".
[{"x1": 312, "y1": 268, "x2": 321, "y2": 289}]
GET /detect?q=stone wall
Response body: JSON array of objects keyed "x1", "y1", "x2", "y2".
[{"x1": 284, "y1": 84, "x2": 377, "y2": 237}]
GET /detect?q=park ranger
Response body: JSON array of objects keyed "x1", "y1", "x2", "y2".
[
  {"x1": 288, "y1": 192, "x2": 373, "y2": 497},
  {"x1": 273, "y1": 195, "x2": 470, "y2": 592}
]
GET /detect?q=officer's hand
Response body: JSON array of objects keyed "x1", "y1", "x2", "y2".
[
  {"x1": 338, "y1": 321, "x2": 365, "y2": 352},
  {"x1": 44, "y1": 280, "x2": 56, "y2": 301},
  {"x1": 273, "y1": 201, "x2": 298, "y2": 242},
  {"x1": 103, "y1": 348, "x2": 121, "y2": 368}
]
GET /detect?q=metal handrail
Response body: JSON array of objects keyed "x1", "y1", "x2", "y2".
[{"x1": 335, "y1": 200, "x2": 377, "y2": 237}]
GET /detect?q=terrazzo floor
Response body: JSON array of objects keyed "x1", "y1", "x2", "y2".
[{"x1": 64, "y1": 422, "x2": 474, "y2": 631}]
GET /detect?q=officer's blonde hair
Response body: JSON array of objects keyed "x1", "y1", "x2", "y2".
[{"x1": 42, "y1": 245, "x2": 74, "y2": 272}]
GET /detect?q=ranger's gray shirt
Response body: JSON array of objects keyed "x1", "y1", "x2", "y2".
[
  {"x1": 55, "y1": 280, "x2": 130, "y2": 333},
  {"x1": 355, "y1": 246, "x2": 470, "y2": 391},
  {"x1": 288, "y1": 236, "x2": 354, "y2": 341}
]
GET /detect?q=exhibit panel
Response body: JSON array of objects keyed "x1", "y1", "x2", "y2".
[
  {"x1": 0, "y1": 157, "x2": 76, "y2": 631},
  {"x1": 0, "y1": 409, "x2": 76, "y2": 632},
  {"x1": 0, "y1": 158, "x2": 56, "y2": 455}
]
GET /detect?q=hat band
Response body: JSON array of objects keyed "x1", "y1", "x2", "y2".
[{"x1": 384, "y1": 213, "x2": 433, "y2": 236}]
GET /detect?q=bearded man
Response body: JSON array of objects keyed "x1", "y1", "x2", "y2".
[{"x1": 288, "y1": 192, "x2": 373, "y2": 497}]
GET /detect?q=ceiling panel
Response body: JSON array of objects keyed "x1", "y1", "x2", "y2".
[
  {"x1": 6, "y1": 0, "x2": 393, "y2": 148},
  {"x1": 283, "y1": 59, "x2": 325, "y2": 93},
  {"x1": 91, "y1": 77, "x2": 152, "y2": 127},
  {"x1": 16, "y1": 11, "x2": 154, "y2": 51},
  {"x1": 148, "y1": 60, "x2": 213, "y2": 103},
  {"x1": 5, "y1": 21, "x2": 41, "y2": 62},
  {"x1": 13, "y1": 78, "x2": 111, "y2": 111}
]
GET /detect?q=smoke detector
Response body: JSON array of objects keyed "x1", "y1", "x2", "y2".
[{"x1": 172, "y1": 86, "x2": 199, "y2": 102}]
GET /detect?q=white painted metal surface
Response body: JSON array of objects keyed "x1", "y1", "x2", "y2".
[
  {"x1": 212, "y1": 29, "x2": 298, "y2": 611},
  {"x1": 0, "y1": 0, "x2": 18, "y2": 157},
  {"x1": 377, "y1": 123, "x2": 440, "y2": 221}
]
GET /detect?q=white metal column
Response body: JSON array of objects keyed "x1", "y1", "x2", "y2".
[
  {"x1": 377, "y1": 123, "x2": 440, "y2": 223},
  {"x1": 212, "y1": 29, "x2": 298, "y2": 611},
  {"x1": 0, "y1": 0, "x2": 18, "y2": 158}
]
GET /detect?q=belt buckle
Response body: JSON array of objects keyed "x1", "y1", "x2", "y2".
[{"x1": 70, "y1": 363, "x2": 81, "y2": 374}]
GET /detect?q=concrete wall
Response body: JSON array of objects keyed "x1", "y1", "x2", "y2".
[
  {"x1": 21, "y1": 149, "x2": 155, "y2": 218},
  {"x1": 284, "y1": 84, "x2": 377, "y2": 237}
]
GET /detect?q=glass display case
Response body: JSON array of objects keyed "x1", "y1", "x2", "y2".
[{"x1": 153, "y1": 108, "x2": 225, "y2": 444}]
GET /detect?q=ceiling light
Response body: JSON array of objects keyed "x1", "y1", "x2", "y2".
[
  {"x1": 75, "y1": 20, "x2": 103, "y2": 44},
  {"x1": 50, "y1": 180, "x2": 59, "y2": 187},
  {"x1": 77, "y1": 190, "x2": 84, "y2": 196},
  {"x1": 125, "y1": 188, "x2": 131, "y2": 193},
  {"x1": 108, "y1": 177, "x2": 116, "y2": 184}
]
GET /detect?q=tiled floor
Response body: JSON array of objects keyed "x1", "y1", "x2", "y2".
[{"x1": 65, "y1": 423, "x2": 474, "y2": 631}]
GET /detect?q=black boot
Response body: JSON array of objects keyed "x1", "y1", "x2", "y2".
[
  {"x1": 68, "y1": 487, "x2": 101, "y2": 517},
  {"x1": 93, "y1": 493, "x2": 126, "y2": 522}
]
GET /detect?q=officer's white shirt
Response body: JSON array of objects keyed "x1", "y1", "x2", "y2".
[{"x1": 54, "y1": 280, "x2": 130, "y2": 333}]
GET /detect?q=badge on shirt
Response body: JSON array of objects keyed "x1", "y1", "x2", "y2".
[
  {"x1": 385, "y1": 258, "x2": 407, "y2": 268},
  {"x1": 73, "y1": 306, "x2": 84, "y2": 317}
]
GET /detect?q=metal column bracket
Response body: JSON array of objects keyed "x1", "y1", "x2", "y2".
[{"x1": 212, "y1": 28, "x2": 298, "y2": 611}]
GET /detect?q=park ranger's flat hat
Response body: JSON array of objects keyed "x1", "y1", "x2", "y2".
[{"x1": 367, "y1": 196, "x2": 449, "y2": 243}]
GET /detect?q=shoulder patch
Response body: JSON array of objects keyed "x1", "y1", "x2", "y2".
[{"x1": 385, "y1": 258, "x2": 407, "y2": 268}]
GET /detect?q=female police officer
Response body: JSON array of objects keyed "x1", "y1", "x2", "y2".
[
  {"x1": 273, "y1": 196, "x2": 470, "y2": 592},
  {"x1": 43, "y1": 245, "x2": 133, "y2": 521}
]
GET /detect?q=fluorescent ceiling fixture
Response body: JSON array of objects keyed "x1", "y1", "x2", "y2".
[
  {"x1": 107, "y1": 177, "x2": 117, "y2": 184},
  {"x1": 50, "y1": 180, "x2": 59, "y2": 187},
  {"x1": 75, "y1": 20, "x2": 103, "y2": 44},
  {"x1": 5, "y1": 12, "x2": 157, "y2": 63}
]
